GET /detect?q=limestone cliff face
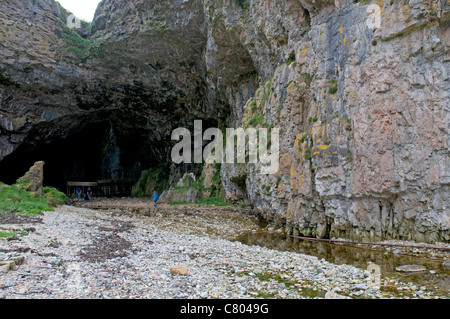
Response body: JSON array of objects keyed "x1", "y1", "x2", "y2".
[
  {"x1": 0, "y1": 0, "x2": 448, "y2": 242},
  {"x1": 214, "y1": 0, "x2": 450, "y2": 243}
]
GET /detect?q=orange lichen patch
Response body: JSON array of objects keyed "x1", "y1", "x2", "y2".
[
  {"x1": 319, "y1": 144, "x2": 331, "y2": 150},
  {"x1": 313, "y1": 151, "x2": 320, "y2": 156},
  {"x1": 290, "y1": 164, "x2": 296, "y2": 178},
  {"x1": 339, "y1": 24, "x2": 343, "y2": 34},
  {"x1": 297, "y1": 174, "x2": 305, "y2": 191},
  {"x1": 299, "y1": 48, "x2": 308, "y2": 55}
]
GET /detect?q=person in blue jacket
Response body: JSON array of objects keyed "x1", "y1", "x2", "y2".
[
  {"x1": 152, "y1": 191, "x2": 159, "y2": 207},
  {"x1": 76, "y1": 187, "x2": 82, "y2": 200}
]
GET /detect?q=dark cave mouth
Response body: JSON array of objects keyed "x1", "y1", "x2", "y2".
[{"x1": 0, "y1": 120, "x2": 160, "y2": 194}]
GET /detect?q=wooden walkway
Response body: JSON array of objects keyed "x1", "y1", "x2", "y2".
[{"x1": 67, "y1": 179, "x2": 132, "y2": 197}]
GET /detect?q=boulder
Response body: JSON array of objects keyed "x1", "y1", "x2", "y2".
[
  {"x1": 442, "y1": 259, "x2": 450, "y2": 269},
  {"x1": 170, "y1": 265, "x2": 189, "y2": 276},
  {"x1": 0, "y1": 264, "x2": 9, "y2": 273},
  {"x1": 17, "y1": 161, "x2": 45, "y2": 196},
  {"x1": 0, "y1": 260, "x2": 16, "y2": 271}
]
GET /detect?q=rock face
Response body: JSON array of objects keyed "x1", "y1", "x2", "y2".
[
  {"x1": 208, "y1": 0, "x2": 450, "y2": 243},
  {"x1": 0, "y1": 0, "x2": 449, "y2": 243}
]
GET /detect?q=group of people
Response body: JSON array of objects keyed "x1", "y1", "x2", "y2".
[{"x1": 76, "y1": 187, "x2": 93, "y2": 202}]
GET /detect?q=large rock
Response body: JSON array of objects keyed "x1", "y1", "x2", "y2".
[
  {"x1": 169, "y1": 265, "x2": 188, "y2": 276},
  {"x1": 17, "y1": 161, "x2": 45, "y2": 196}
]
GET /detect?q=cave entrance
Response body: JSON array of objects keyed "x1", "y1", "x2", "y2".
[{"x1": 0, "y1": 120, "x2": 138, "y2": 194}]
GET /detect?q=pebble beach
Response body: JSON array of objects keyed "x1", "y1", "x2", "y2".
[{"x1": 1, "y1": 200, "x2": 449, "y2": 299}]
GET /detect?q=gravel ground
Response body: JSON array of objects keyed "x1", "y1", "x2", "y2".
[{"x1": 0, "y1": 201, "x2": 448, "y2": 299}]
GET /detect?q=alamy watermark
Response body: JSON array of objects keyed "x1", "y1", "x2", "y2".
[
  {"x1": 367, "y1": 263, "x2": 381, "y2": 289},
  {"x1": 171, "y1": 120, "x2": 280, "y2": 175},
  {"x1": 366, "y1": 4, "x2": 382, "y2": 29},
  {"x1": 67, "y1": 14, "x2": 81, "y2": 29}
]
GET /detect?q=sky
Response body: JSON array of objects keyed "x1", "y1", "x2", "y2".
[{"x1": 57, "y1": 0, "x2": 102, "y2": 22}]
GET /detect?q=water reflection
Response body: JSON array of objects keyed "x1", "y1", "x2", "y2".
[{"x1": 235, "y1": 229, "x2": 450, "y2": 296}]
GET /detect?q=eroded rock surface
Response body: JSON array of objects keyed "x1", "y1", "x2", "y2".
[{"x1": 0, "y1": 0, "x2": 449, "y2": 242}]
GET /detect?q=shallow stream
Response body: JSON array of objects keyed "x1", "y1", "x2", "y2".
[{"x1": 235, "y1": 227, "x2": 450, "y2": 298}]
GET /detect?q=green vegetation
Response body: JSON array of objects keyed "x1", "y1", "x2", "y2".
[
  {"x1": 300, "y1": 135, "x2": 308, "y2": 143},
  {"x1": 81, "y1": 20, "x2": 92, "y2": 33},
  {"x1": 276, "y1": 176, "x2": 282, "y2": 185},
  {"x1": 43, "y1": 187, "x2": 68, "y2": 206},
  {"x1": 248, "y1": 114, "x2": 266, "y2": 127},
  {"x1": 346, "y1": 150, "x2": 353, "y2": 160},
  {"x1": 328, "y1": 86, "x2": 338, "y2": 94},
  {"x1": 237, "y1": 0, "x2": 250, "y2": 10},
  {"x1": 62, "y1": 31, "x2": 91, "y2": 58},
  {"x1": 305, "y1": 149, "x2": 312, "y2": 161},
  {"x1": 0, "y1": 228, "x2": 28, "y2": 239},
  {"x1": 280, "y1": 57, "x2": 296, "y2": 66},
  {"x1": 0, "y1": 183, "x2": 67, "y2": 216},
  {"x1": 132, "y1": 163, "x2": 170, "y2": 197},
  {"x1": 372, "y1": 39, "x2": 378, "y2": 46},
  {"x1": 276, "y1": 103, "x2": 284, "y2": 122},
  {"x1": 322, "y1": 137, "x2": 331, "y2": 145}
]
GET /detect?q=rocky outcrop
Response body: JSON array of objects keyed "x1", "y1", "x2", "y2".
[
  {"x1": 17, "y1": 161, "x2": 45, "y2": 196},
  {"x1": 0, "y1": 0, "x2": 448, "y2": 243}
]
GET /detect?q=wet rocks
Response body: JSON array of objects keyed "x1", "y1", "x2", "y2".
[{"x1": 396, "y1": 265, "x2": 427, "y2": 273}]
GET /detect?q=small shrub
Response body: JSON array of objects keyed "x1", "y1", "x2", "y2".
[
  {"x1": 248, "y1": 114, "x2": 265, "y2": 127},
  {"x1": 346, "y1": 150, "x2": 353, "y2": 159},
  {"x1": 237, "y1": 0, "x2": 249, "y2": 10},
  {"x1": 43, "y1": 187, "x2": 68, "y2": 207},
  {"x1": 300, "y1": 135, "x2": 308, "y2": 143},
  {"x1": 276, "y1": 176, "x2": 282, "y2": 185},
  {"x1": 305, "y1": 149, "x2": 312, "y2": 161},
  {"x1": 329, "y1": 86, "x2": 338, "y2": 94},
  {"x1": 372, "y1": 39, "x2": 378, "y2": 46}
]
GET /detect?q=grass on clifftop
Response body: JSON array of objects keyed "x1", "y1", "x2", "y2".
[{"x1": 0, "y1": 182, "x2": 67, "y2": 216}]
